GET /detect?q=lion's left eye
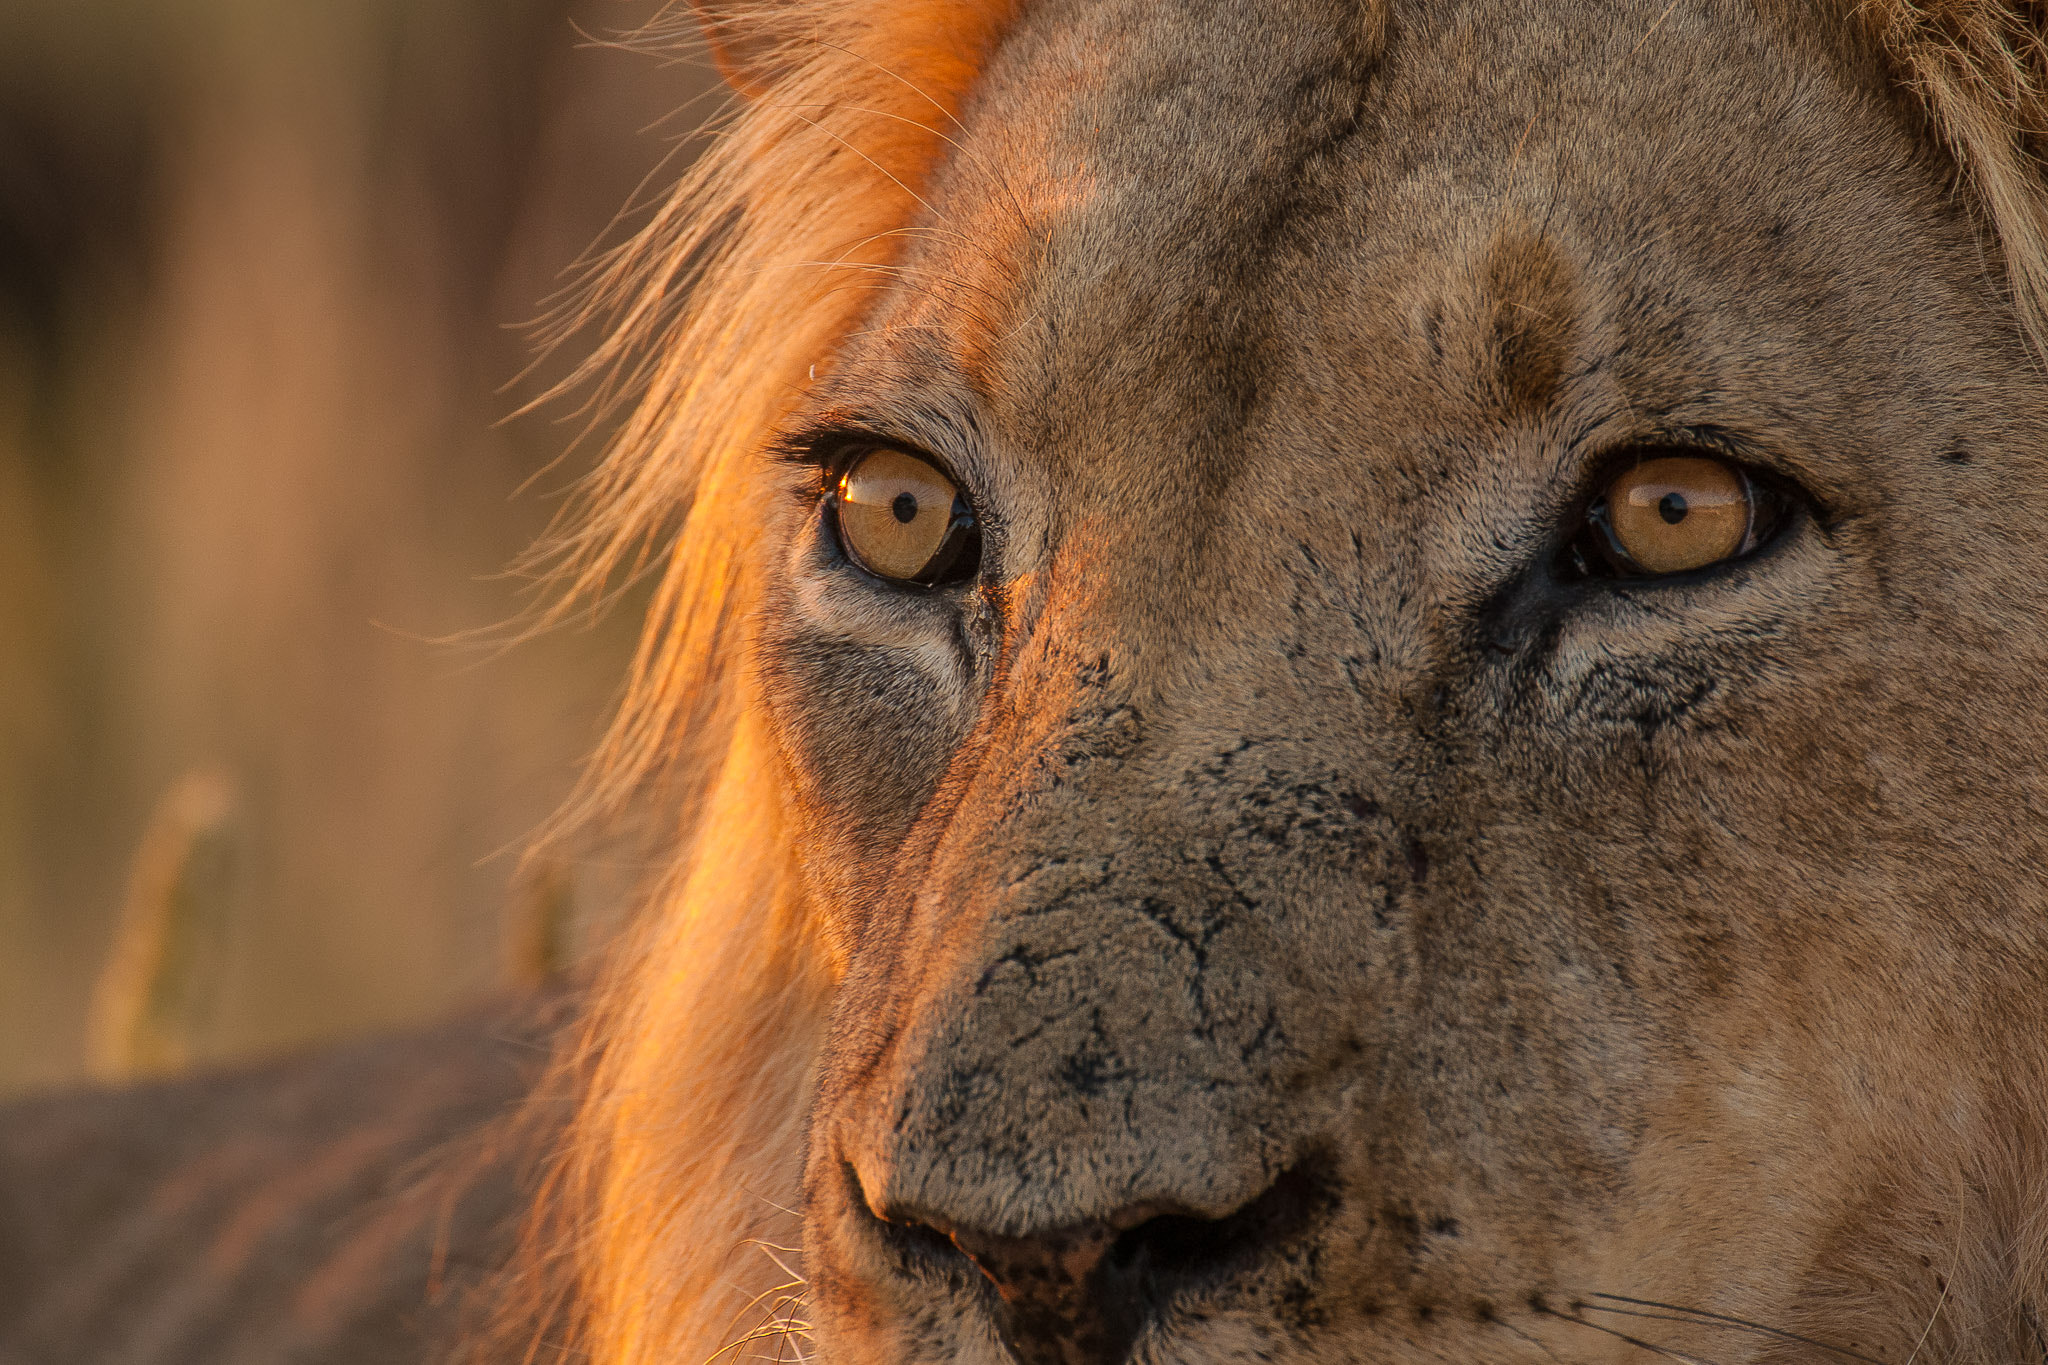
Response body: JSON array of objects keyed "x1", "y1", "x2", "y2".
[
  {"x1": 1564, "y1": 453, "x2": 1790, "y2": 580},
  {"x1": 830, "y1": 448, "x2": 982, "y2": 587}
]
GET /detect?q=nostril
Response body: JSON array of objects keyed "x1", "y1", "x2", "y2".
[
  {"x1": 1103, "y1": 1160, "x2": 1329, "y2": 1292},
  {"x1": 895, "y1": 1213, "x2": 978, "y2": 1274},
  {"x1": 845, "y1": 1163, "x2": 987, "y2": 1287},
  {"x1": 857, "y1": 1161, "x2": 1331, "y2": 1365},
  {"x1": 943, "y1": 1220, "x2": 1141, "y2": 1365}
]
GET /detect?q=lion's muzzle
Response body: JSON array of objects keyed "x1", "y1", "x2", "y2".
[{"x1": 808, "y1": 683, "x2": 1419, "y2": 1361}]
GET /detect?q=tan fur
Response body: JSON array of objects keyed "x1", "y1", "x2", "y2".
[
  {"x1": 1871, "y1": 1, "x2": 2048, "y2": 345},
  {"x1": 493, "y1": 1, "x2": 2048, "y2": 1362}
]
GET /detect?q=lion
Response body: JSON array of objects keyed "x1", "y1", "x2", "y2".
[{"x1": 10, "y1": 0, "x2": 2048, "y2": 1362}]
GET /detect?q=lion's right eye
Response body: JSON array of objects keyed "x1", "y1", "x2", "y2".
[
  {"x1": 831, "y1": 448, "x2": 982, "y2": 587},
  {"x1": 1563, "y1": 451, "x2": 1792, "y2": 580}
]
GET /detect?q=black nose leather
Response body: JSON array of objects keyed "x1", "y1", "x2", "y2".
[
  {"x1": 946, "y1": 1219, "x2": 1140, "y2": 1365},
  {"x1": 883, "y1": 1165, "x2": 1325, "y2": 1365}
]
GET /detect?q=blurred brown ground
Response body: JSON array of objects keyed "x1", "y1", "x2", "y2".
[{"x1": 0, "y1": 0, "x2": 712, "y2": 1092}]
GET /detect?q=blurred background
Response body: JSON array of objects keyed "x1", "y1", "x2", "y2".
[{"x1": 0, "y1": 0, "x2": 715, "y2": 1093}]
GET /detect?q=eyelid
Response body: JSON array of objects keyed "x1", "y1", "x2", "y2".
[
  {"x1": 1555, "y1": 444, "x2": 1806, "y2": 584},
  {"x1": 1640, "y1": 425, "x2": 1839, "y2": 524},
  {"x1": 771, "y1": 421, "x2": 898, "y2": 473},
  {"x1": 773, "y1": 422, "x2": 972, "y2": 491}
]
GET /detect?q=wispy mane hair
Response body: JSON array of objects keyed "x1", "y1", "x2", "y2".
[
  {"x1": 479, "y1": 2, "x2": 1022, "y2": 1361},
  {"x1": 479, "y1": 1, "x2": 2048, "y2": 1361},
  {"x1": 1872, "y1": 0, "x2": 2048, "y2": 350}
]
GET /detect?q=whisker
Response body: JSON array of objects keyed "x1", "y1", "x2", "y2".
[
  {"x1": 1586, "y1": 1294, "x2": 1886, "y2": 1365},
  {"x1": 793, "y1": 258, "x2": 1011, "y2": 313},
  {"x1": 706, "y1": 1300, "x2": 815, "y2": 1365},
  {"x1": 702, "y1": 1324, "x2": 785, "y2": 1364},
  {"x1": 751, "y1": 250, "x2": 1011, "y2": 335},
  {"x1": 836, "y1": 223, "x2": 1020, "y2": 285},
  {"x1": 806, "y1": 37, "x2": 974, "y2": 137},
  {"x1": 706, "y1": 1301, "x2": 803, "y2": 1365},
  {"x1": 740, "y1": 1239, "x2": 803, "y2": 1255},
  {"x1": 1624, "y1": 0, "x2": 1685, "y2": 63},
  {"x1": 791, "y1": 261, "x2": 1008, "y2": 337},
  {"x1": 723, "y1": 1277, "x2": 808, "y2": 1333},
  {"x1": 769, "y1": 1291, "x2": 815, "y2": 1365},
  {"x1": 1548, "y1": 1307, "x2": 1727, "y2": 1365},
  {"x1": 708, "y1": 1224, "x2": 813, "y2": 1365},
  {"x1": 1489, "y1": 1311, "x2": 1571, "y2": 1364},
  {"x1": 755, "y1": 1245, "x2": 805, "y2": 1289},
  {"x1": 736, "y1": 1182, "x2": 805, "y2": 1224},
  {"x1": 1902, "y1": 1273, "x2": 1950, "y2": 1365}
]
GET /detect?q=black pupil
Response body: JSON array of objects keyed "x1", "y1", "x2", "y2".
[
  {"x1": 1658, "y1": 492, "x2": 1688, "y2": 525},
  {"x1": 892, "y1": 491, "x2": 919, "y2": 524}
]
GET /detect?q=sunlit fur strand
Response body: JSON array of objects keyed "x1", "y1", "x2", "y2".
[
  {"x1": 481, "y1": 3, "x2": 1024, "y2": 1362},
  {"x1": 485, "y1": 1, "x2": 2048, "y2": 1361},
  {"x1": 577, "y1": 712, "x2": 829, "y2": 1365}
]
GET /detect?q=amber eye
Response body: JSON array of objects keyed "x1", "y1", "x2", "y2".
[
  {"x1": 832, "y1": 448, "x2": 981, "y2": 586},
  {"x1": 1568, "y1": 453, "x2": 1788, "y2": 579}
]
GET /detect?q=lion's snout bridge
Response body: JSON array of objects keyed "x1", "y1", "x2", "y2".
[
  {"x1": 813, "y1": 631, "x2": 1654, "y2": 1360},
  {"x1": 826, "y1": 722, "x2": 1398, "y2": 1357},
  {"x1": 806, "y1": 619, "x2": 1478, "y2": 1359}
]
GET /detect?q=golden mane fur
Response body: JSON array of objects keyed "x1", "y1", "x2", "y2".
[
  {"x1": 498, "y1": 4, "x2": 1022, "y2": 1357},
  {"x1": 490, "y1": 3, "x2": 2048, "y2": 1361}
]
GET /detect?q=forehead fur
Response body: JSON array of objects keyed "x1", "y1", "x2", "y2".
[
  {"x1": 887, "y1": 0, "x2": 1945, "y2": 368},
  {"x1": 829, "y1": 0, "x2": 2012, "y2": 597}
]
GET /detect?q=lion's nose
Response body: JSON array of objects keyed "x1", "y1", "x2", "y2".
[{"x1": 864, "y1": 1165, "x2": 1325, "y2": 1365}]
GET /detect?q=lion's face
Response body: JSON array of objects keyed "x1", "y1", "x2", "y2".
[{"x1": 750, "y1": 0, "x2": 2048, "y2": 1360}]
